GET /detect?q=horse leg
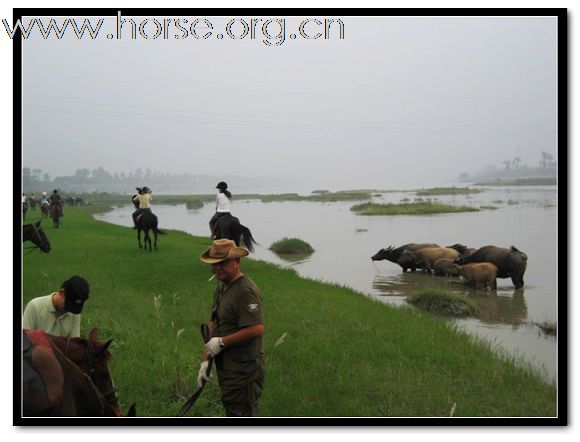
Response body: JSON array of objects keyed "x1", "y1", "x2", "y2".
[
  {"x1": 153, "y1": 229, "x2": 158, "y2": 251},
  {"x1": 137, "y1": 229, "x2": 142, "y2": 249},
  {"x1": 145, "y1": 229, "x2": 151, "y2": 252}
]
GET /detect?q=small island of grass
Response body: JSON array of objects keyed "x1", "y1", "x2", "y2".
[
  {"x1": 407, "y1": 288, "x2": 479, "y2": 317},
  {"x1": 269, "y1": 237, "x2": 315, "y2": 255},
  {"x1": 415, "y1": 186, "x2": 485, "y2": 196},
  {"x1": 350, "y1": 201, "x2": 479, "y2": 215}
]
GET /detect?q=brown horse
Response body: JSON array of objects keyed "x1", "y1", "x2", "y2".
[
  {"x1": 22, "y1": 202, "x2": 28, "y2": 221},
  {"x1": 50, "y1": 204, "x2": 62, "y2": 228},
  {"x1": 41, "y1": 202, "x2": 50, "y2": 219},
  {"x1": 22, "y1": 329, "x2": 135, "y2": 417},
  {"x1": 46, "y1": 329, "x2": 126, "y2": 415}
]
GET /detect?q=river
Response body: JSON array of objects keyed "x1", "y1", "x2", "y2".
[{"x1": 95, "y1": 185, "x2": 559, "y2": 382}]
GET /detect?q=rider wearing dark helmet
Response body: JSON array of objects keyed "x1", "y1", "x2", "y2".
[
  {"x1": 132, "y1": 186, "x2": 152, "y2": 228},
  {"x1": 49, "y1": 189, "x2": 63, "y2": 217},
  {"x1": 209, "y1": 181, "x2": 232, "y2": 239}
]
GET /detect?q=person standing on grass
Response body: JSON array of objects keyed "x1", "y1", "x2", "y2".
[
  {"x1": 209, "y1": 181, "x2": 232, "y2": 239},
  {"x1": 22, "y1": 275, "x2": 90, "y2": 338},
  {"x1": 197, "y1": 239, "x2": 265, "y2": 417}
]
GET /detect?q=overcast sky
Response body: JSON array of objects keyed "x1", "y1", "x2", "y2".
[{"x1": 21, "y1": 14, "x2": 558, "y2": 191}]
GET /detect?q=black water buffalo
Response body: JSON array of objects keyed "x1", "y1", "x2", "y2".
[
  {"x1": 447, "y1": 243, "x2": 477, "y2": 258},
  {"x1": 371, "y1": 243, "x2": 439, "y2": 272},
  {"x1": 456, "y1": 245, "x2": 528, "y2": 289}
]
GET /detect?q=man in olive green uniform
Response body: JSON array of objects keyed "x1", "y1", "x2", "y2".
[{"x1": 198, "y1": 239, "x2": 265, "y2": 417}]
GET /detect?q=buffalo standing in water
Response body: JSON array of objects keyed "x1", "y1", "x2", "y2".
[
  {"x1": 456, "y1": 245, "x2": 528, "y2": 289},
  {"x1": 371, "y1": 243, "x2": 439, "y2": 272}
]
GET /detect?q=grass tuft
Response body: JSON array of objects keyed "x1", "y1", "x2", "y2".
[
  {"x1": 269, "y1": 237, "x2": 315, "y2": 255},
  {"x1": 407, "y1": 288, "x2": 479, "y2": 317}
]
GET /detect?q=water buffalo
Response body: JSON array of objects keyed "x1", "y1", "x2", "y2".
[
  {"x1": 448, "y1": 262, "x2": 498, "y2": 290},
  {"x1": 447, "y1": 243, "x2": 477, "y2": 258},
  {"x1": 432, "y1": 258, "x2": 456, "y2": 276},
  {"x1": 456, "y1": 245, "x2": 527, "y2": 289},
  {"x1": 371, "y1": 243, "x2": 440, "y2": 272},
  {"x1": 401, "y1": 247, "x2": 460, "y2": 274}
]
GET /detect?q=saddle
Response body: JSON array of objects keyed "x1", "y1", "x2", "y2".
[{"x1": 23, "y1": 330, "x2": 64, "y2": 416}]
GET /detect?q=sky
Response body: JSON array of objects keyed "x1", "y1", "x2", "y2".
[{"x1": 20, "y1": 14, "x2": 558, "y2": 191}]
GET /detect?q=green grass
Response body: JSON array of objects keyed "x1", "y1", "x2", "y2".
[
  {"x1": 351, "y1": 201, "x2": 480, "y2": 216},
  {"x1": 415, "y1": 187, "x2": 485, "y2": 196},
  {"x1": 22, "y1": 207, "x2": 556, "y2": 417},
  {"x1": 185, "y1": 199, "x2": 204, "y2": 210},
  {"x1": 269, "y1": 237, "x2": 315, "y2": 255},
  {"x1": 407, "y1": 288, "x2": 479, "y2": 317}
]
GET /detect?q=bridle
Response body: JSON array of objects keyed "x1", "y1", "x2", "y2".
[
  {"x1": 22, "y1": 223, "x2": 50, "y2": 255},
  {"x1": 65, "y1": 337, "x2": 120, "y2": 409}
]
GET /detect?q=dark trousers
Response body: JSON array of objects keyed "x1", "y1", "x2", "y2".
[{"x1": 220, "y1": 378, "x2": 264, "y2": 417}]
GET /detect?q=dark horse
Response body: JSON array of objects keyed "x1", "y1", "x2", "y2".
[
  {"x1": 41, "y1": 202, "x2": 50, "y2": 219},
  {"x1": 23, "y1": 329, "x2": 125, "y2": 417},
  {"x1": 50, "y1": 204, "x2": 62, "y2": 228},
  {"x1": 22, "y1": 220, "x2": 51, "y2": 253},
  {"x1": 46, "y1": 329, "x2": 135, "y2": 416},
  {"x1": 136, "y1": 211, "x2": 165, "y2": 252},
  {"x1": 22, "y1": 202, "x2": 28, "y2": 221},
  {"x1": 214, "y1": 213, "x2": 258, "y2": 252}
]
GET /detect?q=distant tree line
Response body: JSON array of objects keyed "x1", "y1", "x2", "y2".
[{"x1": 22, "y1": 166, "x2": 264, "y2": 194}]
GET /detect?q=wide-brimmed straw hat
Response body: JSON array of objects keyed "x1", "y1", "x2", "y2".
[{"x1": 200, "y1": 239, "x2": 249, "y2": 264}]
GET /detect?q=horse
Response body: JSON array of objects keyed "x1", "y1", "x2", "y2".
[
  {"x1": 50, "y1": 204, "x2": 62, "y2": 228},
  {"x1": 23, "y1": 330, "x2": 121, "y2": 417},
  {"x1": 214, "y1": 213, "x2": 258, "y2": 253},
  {"x1": 22, "y1": 202, "x2": 28, "y2": 221},
  {"x1": 136, "y1": 210, "x2": 165, "y2": 252},
  {"x1": 22, "y1": 220, "x2": 51, "y2": 253},
  {"x1": 41, "y1": 202, "x2": 50, "y2": 219},
  {"x1": 46, "y1": 329, "x2": 136, "y2": 416},
  {"x1": 30, "y1": 197, "x2": 37, "y2": 211}
]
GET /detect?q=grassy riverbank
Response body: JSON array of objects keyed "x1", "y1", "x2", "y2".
[{"x1": 22, "y1": 207, "x2": 556, "y2": 417}]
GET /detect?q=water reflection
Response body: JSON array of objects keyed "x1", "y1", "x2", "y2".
[
  {"x1": 372, "y1": 273, "x2": 528, "y2": 327},
  {"x1": 273, "y1": 253, "x2": 313, "y2": 264}
]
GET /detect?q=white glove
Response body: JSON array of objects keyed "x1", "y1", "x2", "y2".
[
  {"x1": 204, "y1": 337, "x2": 225, "y2": 358},
  {"x1": 197, "y1": 360, "x2": 211, "y2": 388}
]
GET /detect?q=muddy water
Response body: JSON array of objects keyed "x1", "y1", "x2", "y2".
[{"x1": 95, "y1": 186, "x2": 558, "y2": 382}]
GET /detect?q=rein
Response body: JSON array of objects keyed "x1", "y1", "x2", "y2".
[
  {"x1": 22, "y1": 222, "x2": 49, "y2": 254},
  {"x1": 62, "y1": 337, "x2": 120, "y2": 408}
]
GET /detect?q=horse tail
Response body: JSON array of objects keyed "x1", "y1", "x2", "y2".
[{"x1": 239, "y1": 224, "x2": 258, "y2": 253}]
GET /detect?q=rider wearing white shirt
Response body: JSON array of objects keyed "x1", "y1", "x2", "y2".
[{"x1": 209, "y1": 181, "x2": 232, "y2": 238}]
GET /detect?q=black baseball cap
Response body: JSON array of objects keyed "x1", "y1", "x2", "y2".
[{"x1": 62, "y1": 276, "x2": 90, "y2": 314}]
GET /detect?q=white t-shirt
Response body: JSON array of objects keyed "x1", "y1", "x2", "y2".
[
  {"x1": 216, "y1": 192, "x2": 231, "y2": 213},
  {"x1": 22, "y1": 195, "x2": 27, "y2": 203}
]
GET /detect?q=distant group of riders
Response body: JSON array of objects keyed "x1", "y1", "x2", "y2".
[{"x1": 22, "y1": 189, "x2": 88, "y2": 228}]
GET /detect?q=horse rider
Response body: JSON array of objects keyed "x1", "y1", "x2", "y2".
[
  {"x1": 209, "y1": 181, "x2": 232, "y2": 239},
  {"x1": 132, "y1": 186, "x2": 152, "y2": 228},
  {"x1": 40, "y1": 192, "x2": 50, "y2": 210},
  {"x1": 49, "y1": 189, "x2": 63, "y2": 217},
  {"x1": 22, "y1": 275, "x2": 90, "y2": 338},
  {"x1": 30, "y1": 193, "x2": 37, "y2": 211},
  {"x1": 22, "y1": 193, "x2": 27, "y2": 206}
]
